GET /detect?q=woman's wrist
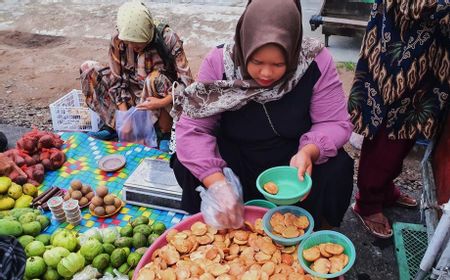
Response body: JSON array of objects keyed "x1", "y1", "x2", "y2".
[
  {"x1": 299, "y1": 144, "x2": 320, "y2": 163},
  {"x1": 202, "y1": 172, "x2": 226, "y2": 188}
]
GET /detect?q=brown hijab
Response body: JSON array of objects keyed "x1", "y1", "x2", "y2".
[{"x1": 171, "y1": 0, "x2": 323, "y2": 120}]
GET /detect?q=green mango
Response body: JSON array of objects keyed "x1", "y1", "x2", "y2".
[
  {"x1": 132, "y1": 232, "x2": 148, "y2": 249},
  {"x1": 22, "y1": 221, "x2": 42, "y2": 237},
  {"x1": 130, "y1": 216, "x2": 149, "y2": 227},
  {"x1": 120, "y1": 225, "x2": 133, "y2": 237},
  {"x1": 92, "y1": 253, "x2": 110, "y2": 272},
  {"x1": 0, "y1": 219, "x2": 23, "y2": 236},
  {"x1": 18, "y1": 235, "x2": 35, "y2": 248},
  {"x1": 8, "y1": 183, "x2": 23, "y2": 200},
  {"x1": 0, "y1": 176, "x2": 11, "y2": 194},
  {"x1": 114, "y1": 237, "x2": 133, "y2": 248},
  {"x1": 110, "y1": 248, "x2": 127, "y2": 268},
  {"x1": 102, "y1": 243, "x2": 115, "y2": 255},
  {"x1": 19, "y1": 212, "x2": 37, "y2": 224},
  {"x1": 133, "y1": 224, "x2": 152, "y2": 236},
  {"x1": 14, "y1": 195, "x2": 33, "y2": 208},
  {"x1": 0, "y1": 196, "x2": 15, "y2": 210}
]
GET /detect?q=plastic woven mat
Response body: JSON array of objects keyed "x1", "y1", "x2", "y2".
[
  {"x1": 40, "y1": 132, "x2": 186, "y2": 234},
  {"x1": 393, "y1": 222, "x2": 430, "y2": 280}
]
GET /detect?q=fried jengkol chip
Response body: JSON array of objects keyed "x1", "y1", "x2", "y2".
[
  {"x1": 303, "y1": 242, "x2": 349, "y2": 275},
  {"x1": 138, "y1": 220, "x2": 318, "y2": 279},
  {"x1": 269, "y1": 211, "x2": 310, "y2": 239},
  {"x1": 263, "y1": 181, "x2": 279, "y2": 194}
]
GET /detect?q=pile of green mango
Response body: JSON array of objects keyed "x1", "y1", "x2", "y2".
[
  {"x1": 0, "y1": 208, "x2": 50, "y2": 238},
  {"x1": 0, "y1": 176, "x2": 38, "y2": 210},
  {"x1": 79, "y1": 216, "x2": 167, "y2": 279}
]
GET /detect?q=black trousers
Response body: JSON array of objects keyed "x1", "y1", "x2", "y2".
[{"x1": 170, "y1": 149, "x2": 354, "y2": 229}]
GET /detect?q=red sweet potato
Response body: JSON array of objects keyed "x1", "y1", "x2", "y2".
[
  {"x1": 32, "y1": 154, "x2": 40, "y2": 163},
  {"x1": 27, "y1": 179, "x2": 41, "y2": 186},
  {"x1": 23, "y1": 154, "x2": 35, "y2": 166},
  {"x1": 31, "y1": 164, "x2": 45, "y2": 183},
  {"x1": 0, "y1": 154, "x2": 13, "y2": 176},
  {"x1": 41, "y1": 159, "x2": 52, "y2": 170},
  {"x1": 38, "y1": 135, "x2": 54, "y2": 149},
  {"x1": 14, "y1": 174, "x2": 27, "y2": 185},
  {"x1": 39, "y1": 149, "x2": 50, "y2": 161},
  {"x1": 49, "y1": 149, "x2": 65, "y2": 170}
]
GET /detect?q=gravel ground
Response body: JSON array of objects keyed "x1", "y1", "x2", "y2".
[{"x1": 0, "y1": 99, "x2": 53, "y2": 131}]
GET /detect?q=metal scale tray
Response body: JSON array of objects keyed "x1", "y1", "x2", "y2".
[{"x1": 122, "y1": 158, "x2": 187, "y2": 214}]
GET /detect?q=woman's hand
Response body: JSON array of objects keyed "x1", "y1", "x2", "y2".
[
  {"x1": 199, "y1": 170, "x2": 244, "y2": 229},
  {"x1": 290, "y1": 144, "x2": 320, "y2": 181},
  {"x1": 136, "y1": 97, "x2": 163, "y2": 110}
]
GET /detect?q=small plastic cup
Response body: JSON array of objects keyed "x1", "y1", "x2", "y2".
[
  {"x1": 63, "y1": 199, "x2": 80, "y2": 214},
  {"x1": 47, "y1": 196, "x2": 63, "y2": 210}
]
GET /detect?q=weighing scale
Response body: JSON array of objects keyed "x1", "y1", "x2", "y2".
[{"x1": 122, "y1": 158, "x2": 188, "y2": 214}]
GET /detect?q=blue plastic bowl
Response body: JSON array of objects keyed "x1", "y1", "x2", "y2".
[
  {"x1": 298, "y1": 230, "x2": 356, "y2": 278},
  {"x1": 262, "y1": 205, "x2": 314, "y2": 246},
  {"x1": 244, "y1": 199, "x2": 277, "y2": 209},
  {"x1": 256, "y1": 166, "x2": 312, "y2": 205}
]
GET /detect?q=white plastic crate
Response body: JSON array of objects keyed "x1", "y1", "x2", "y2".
[{"x1": 49, "y1": 89, "x2": 100, "y2": 132}]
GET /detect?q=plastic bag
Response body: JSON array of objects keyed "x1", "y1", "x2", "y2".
[
  {"x1": 196, "y1": 167, "x2": 244, "y2": 230},
  {"x1": 115, "y1": 107, "x2": 157, "y2": 147},
  {"x1": 99, "y1": 269, "x2": 129, "y2": 280},
  {"x1": 72, "y1": 265, "x2": 100, "y2": 280},
  {"x1": 78, "y1": 227, "x2": 120, "y2": 245}
]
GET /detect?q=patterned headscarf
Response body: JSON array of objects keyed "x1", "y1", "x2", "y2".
[
  {"x1": 117, "y1": 1, "x2": 155, "y2": 43},
  {"x1": 171, "y1": 0, "x2": 323, "y2": 120}
]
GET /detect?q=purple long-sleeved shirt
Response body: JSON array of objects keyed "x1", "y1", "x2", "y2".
[{"x1": 176, "y1": 47, "x2": 353, "y2": 181}]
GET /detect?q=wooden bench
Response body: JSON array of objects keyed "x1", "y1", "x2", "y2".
[{"x1": 309, "y1": 0, "x2": 373, "y2": 47}]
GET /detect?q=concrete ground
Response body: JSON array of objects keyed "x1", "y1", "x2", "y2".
[{"x1": 0, "y1": 1, "x2": 425, "y2": 279}]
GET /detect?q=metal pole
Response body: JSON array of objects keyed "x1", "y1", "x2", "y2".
[
  {"x1": 431, "y1": 233, "x2": 450, "y2": 279},
  {"x1": 415, "y1": 201, "x2": 450, "y2": 280}
]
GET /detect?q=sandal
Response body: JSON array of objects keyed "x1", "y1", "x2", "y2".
[
  {"x1": 395, "y1": 193, "x2": 418, "y2": 208},
  {"x1": 351, "y1": 203, "x2": 393, "y2": 239}
]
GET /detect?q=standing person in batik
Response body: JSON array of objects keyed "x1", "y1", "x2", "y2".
[{"x1": 349, "y1": 0, "x2": 449, "y2": 238}]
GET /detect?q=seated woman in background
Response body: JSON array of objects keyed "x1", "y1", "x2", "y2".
[
  {"x1": 80, "y1": 1, "x2": 193, "y2": 151},
  {"x1": 171, "y1": 0, "x2": 354, "y2": 229}
]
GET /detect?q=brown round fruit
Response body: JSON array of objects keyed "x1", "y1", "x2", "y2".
[
  {"x1": 94, "y1": 206, "x2": 106, "y2": 216},
  {"x1": 70, "y1": 180, "x2": 83, "y2": 190},
  {"x1": 71, "y1": 190, "x2": 83, "y2": 200},
  {"x1": 68, "y1": 188, "x2": 73, "y2": 194},
  {"x1": 103, "y1": 194, "x2": 115, "y2": 205},
  {"x1": 113, "y1": 197, "x2": 122, "y2": 208},
  {"x1": 79, "y1": 197, "x2": 89, "y2": 206},
  {"x1": 85, "y1": 191, "x2": 95, "y2": 201},
  {"x1": 64, "y1": 193, "x2": 71, "y2": 201},
  {"x1": 89, "y1": 203, "x2": 96, "y2": 212},
  {"x1": 105, "y1": 205, "x2": 116, "y2": 215},
  {"x1": 81, "y1": 185, "x2": 90, "y2": 195},
  {"x1": 91, "y1": 196, "x2": 104, "y2": 206},
  {"x1": 96, "y1": 186, "x2": 108, "y2": 197}
]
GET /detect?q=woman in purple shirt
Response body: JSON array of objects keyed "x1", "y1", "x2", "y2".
[{"x1": 170, "y1": 0, "x2": 354, "y2": 229}]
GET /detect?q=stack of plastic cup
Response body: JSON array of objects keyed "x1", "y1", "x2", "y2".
[
  {"x1": 63, "y1": 199, "x2": 82, "y2": 226},
  {"x1": 48, "y1": 196, "x2": 66, "y2": 222}
]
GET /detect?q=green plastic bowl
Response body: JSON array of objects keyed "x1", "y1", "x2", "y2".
[
  {"x1": 256, "y1": 166, "x2": 312, "y2": 205},
  {"x1": 298, "y1": 230, "x2": 356, "y2": 278},
  {"x1": 244, "y1": 199, "x2": 277, "y2": 209},
  {"x1": 262, "y1": 205, "x2": 314, "y2": 246}
]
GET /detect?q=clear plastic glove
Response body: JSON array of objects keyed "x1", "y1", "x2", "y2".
[{"x1": 196, "y1": 167, "x2": 244, "y2": 230}]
